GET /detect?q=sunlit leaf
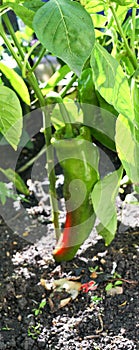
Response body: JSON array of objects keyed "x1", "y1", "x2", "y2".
[
  {"x1": 0, "y1": 86, "x2": 22, "y2": 149},
  {"x1": 0, "y1": 62, "x2": 30, "y2": 105},
  {"x1": 33, "y1": 0, "x2": 95, "y2": 76},
  {"x1": 90, "y1": 42, "x2": 135, "y2": 122},
  {"x1": 0, "y1": 168, "x2": 29, "y2": 195},
  {"x1": 41, "y1": 65, "x2": 70, "y2": 96},
  {"x1": 110, "y1": 0, "x2": 138, "y2": 7},
  {"x1": 82, "y1": 0, "x2": 104, "y2": 14},
  {"x1": 4, "y1": 2, "x2": 34, "y2": 28},
  {"x1": 24, "y1": 0, "x2": 44, "y2": 12},
  {"x1": 116, "y1": 114, "x2": 139, "y2": 183},
  {"x1": 91, "y1": 167, "x2": 123, "y2": 244}
]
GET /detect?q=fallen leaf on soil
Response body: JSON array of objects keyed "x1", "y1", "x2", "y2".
[
  {"x1": 41, "y1": 277, "x2": 98, "y2": 311},
  {"x1": 41, "y1": 277, "x2": 81, "y2": 310},
  {"x1": 106, "y1": 286, "x2": 123, "y2": 296},
  {"x1": 40, "y1": 278, "x2": 81, "y2": 297},
  {"x1": 60, "y1": 297, "x2": 71, "y2": 308}
]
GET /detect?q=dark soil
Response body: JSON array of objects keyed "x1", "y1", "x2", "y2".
[
  {"x1": 0, "y1": 209, "x2": 139, "y2": 350},
  {"x1": 0, "y1": 135, "x2": 139, "y2": 350}
]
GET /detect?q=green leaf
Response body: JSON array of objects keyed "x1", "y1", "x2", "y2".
[
  {"x1": 105, "y1": 283, "x2": 113, "y2": 291},
  {"x1": 50, "y1": 99, "x2": 84, "y2": 130},
  {"x1": 24, "y1": 0, "x2": 44, "y2": 12},
  {"x1": 33, "y1": 0, "x2": 95, "y2": 76},
  {"x1": 91, "y1": 167, "x2": 123, "y2": 245},
  {"x1": 123, "y1": 15, "x2": 139, "y2": 36},
  {"x1": 91, "y1": 14, "x2": 107, "y2": 28},
  {"x1": 5, "y1": 2, "x2": 34, "y2": 28},
  {"x1": 0, "y1": 168, "x2": 29, "y2": 195},
  {"x1": 90, "y1": 42, "x2": 135, "y2": 122},
  {"x1": 41, "y1": 65, "x2": 70, "y2": 96},
  {"x1": 116, "y1": 114, "x2": 139, "y2": 183},
  {"x1": 0, "y1": 63, "x2": 30, "y2": 105},
  {"x1": 0, "y1": 182, "x2": 8, "y2": 205},
  {"x1": 114, "y1": 6, "x2": 128, "y2": 26},
  {"x1": 110, "y1": 0, "x2": 138, "y2": 7},
  {"x1": 114, "y1": 280, "x2": 123, "y2": 286},
  {"x1": 39, "y1": 299, "x2": 46, "y2": 309},
  {"x1": 78, "y1": 69, "x2": 116, "y2": 150},
  {"x1": 0, "y1": 86, "x2": 22, "y2": 150},
  {"x1": 96, "y1": 219, "x2": 117, "y2": 246},
  {"x1": 78, "y1": 68, "x2": 99, "y2": 106},
  {"x1": 82, "y1": 0, "x2": 104, "y2": 14},
  {"x1": 131, "y1": 76, "x2": 139, "y2": 129},
  {"x1": 0, "y1": 181, "x2": 16, "y2": 204}
]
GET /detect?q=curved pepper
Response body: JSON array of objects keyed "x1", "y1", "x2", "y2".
[{"x1": 51, "y1": 125, "x2": 99, "y2": 261}]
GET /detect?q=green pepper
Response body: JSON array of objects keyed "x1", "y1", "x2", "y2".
[{"x1": 51, "y1": 125, "x2": 99, "y2": 261}]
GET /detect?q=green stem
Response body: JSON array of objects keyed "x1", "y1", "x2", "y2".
[
  {"x1": 59, "y1": 103, "x2": 73, "y2": 138},
  {"x1": 0, "y1": 25, "x2": 22, "y2": 68},
  {"x1": 46, "y1": 92, "x2": 74, "y2": 137},
  {"x1": 30, "y1": 47, "x2": 47, "y2": 73},
  {"x1": 43, "y1": 107, "x2": 60, "y2": 237},
  {"x1": 2, "y1": 14, "x2": 45, "y2": 104},
  {"x1": 60, "y1": 74, "x2": 77, "y2": 98},
  {"x1": 17, "y1": 146, "x2": 46, "y2": 173},
  {"x1": 3, "y1": 13, "x2": 25, "y2": 61},
  {"x1": 22, "y1": 40, "x2": 41, "y2": 78},
  {"x1": 131, "y1": 7, "x2": 136, "y2": 54},
  {"x1": 110, "y1": 5, "x2": 138, "y2": 70},
  {"x1": 1, "y1": 14, "x2": 60, "y2": 239}
]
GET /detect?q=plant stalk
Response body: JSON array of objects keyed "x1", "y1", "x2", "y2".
[
  {"x1": 0, "y1": 25, "x2": 22, "y2": 68},
  {"x1": 30, "y1": 47, "x2": 47, "y2": 73},
  {"x1": 1, "y1": 14, "x2": 60, "y2": 239},
  {"x1": 60, "y1": 74, "x2": 77, "y2": 98},
  {"x1": 110, "y1": 5, "x2": 138, "y2": 70}
]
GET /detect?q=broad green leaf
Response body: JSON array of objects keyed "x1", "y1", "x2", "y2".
[
  {"x1": 90, "y1": 42, "x2": 135, "y2": 122},
  {"x1": 0, "y1": 168, "x2": 29, "y2": 195},
  {"x1": 5, "y1": 2, "x2": 34, "y2": 28},
  {"x1": 3, "y1": 0, "x2": 22, "y2": 3},
  {"x1": 33, "y1": 0, "x2": 95, "y2": 76},
  {"x1": 78, "y1": 68, "x2": 99, "y2": 106},
  {"x1": 121, "y1": 56, "x2": 135, "y2": 77},
  {"x1": 24, "y1": 0, "x2": 44, "y2": 12},
  {"x1": 82, "y1": 0, "x2": 104, "y2": 14},
  {"x1": 96, "y1": 90, "x2": 118, "y2": 118},
  {"x1": 0, "y1": 86, "x2": 22, "y2": 150},
  {"x1": 0, "y1": 62, "x2": 30, "y2": 105},
  {"x1": 78, "y1": 69, "x2": 117, "y2": 150},
  {"x1": 131, "y1": 75, "x2": 139, "y2": 129},
  {"x1": 95, "y1": 29, "x2": 105, "y2": 38},
  {"x1": 114, "y1": 6, "x2": 128, "y2": 25},
  {"x1": 116, "y1": 114, "x2": 139, "y2": 183},
  {"x1": 91, "y1": 14, "x2": 107, "y2": 28},
  {"x1": 96, "y1": 218, "x2": 117, "y2": 246},
  {"x1": 91, "y1": 167, "x2": 123, "y2": 244}
]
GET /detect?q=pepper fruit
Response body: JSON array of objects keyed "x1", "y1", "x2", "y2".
[{"x1": 51, "y1": 125, "x2": 99, "y2": 261}]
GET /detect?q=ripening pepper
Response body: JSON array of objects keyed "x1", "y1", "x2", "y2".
[{"x1": 51, "y1": 125, "x2": 99, "y2": 261}]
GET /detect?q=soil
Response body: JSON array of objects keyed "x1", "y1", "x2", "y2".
[{"x1": 0, "y1": 135, "x2": 139, "y2": 350}]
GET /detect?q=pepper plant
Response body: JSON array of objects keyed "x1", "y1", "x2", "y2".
[{"x1": 0, "y1": 0, "x2": 139, "y2": 261}]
